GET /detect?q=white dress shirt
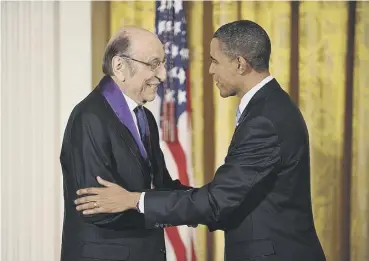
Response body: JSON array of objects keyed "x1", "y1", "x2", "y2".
[
  {"x1": 122, "y1": 92, "x2": 141, "y2": 138},
  {"x1": 138, "y1": 75, "x2": 274, "y2": 213},
  {"x1": 236, "y1": 75, "x2": 274, "y2": 125}
]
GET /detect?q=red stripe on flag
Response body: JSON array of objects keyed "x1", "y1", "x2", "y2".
[
  {"x1": 191, "y1": 240, "x2": 197, "y2": 261},
  {"x1": 166, "y1": 140, "x2": 189, "y2": 186},
  {"x1": 165, "y1": 128, "x2": 192, "y2": 260},
  {"x1": 165, "y1": 227, "x2": 187, "y2": 261}
]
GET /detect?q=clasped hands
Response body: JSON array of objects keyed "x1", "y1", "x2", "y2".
[{"x1": 74, "y1": 176, "x2": 141, "y2": 215}]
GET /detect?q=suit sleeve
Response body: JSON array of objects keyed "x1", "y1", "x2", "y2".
[
  {"x1": 139, "y1": 152, "x2": 192, "y2": 193},
  {"x1": 68, "y1": 113, "x2": 144, "y2": 228},
  {"x1": 145, "y1": 108, "x2": 192, "y2": 191},
  {"x1": 143, "y1": 116, "x2": 281, "y2": 228}
]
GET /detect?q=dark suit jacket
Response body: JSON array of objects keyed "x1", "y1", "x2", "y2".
[
  {"x1": 60, "y1": 79, "x2": 188, "y2": 261},
  {"x1": 143, "y1": 79, "x2": 326, "y2": 261}
]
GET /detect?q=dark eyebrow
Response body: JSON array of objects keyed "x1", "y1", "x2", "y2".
[{"x1": 210, "y1": 56, "x2": 217, "y2": 61}]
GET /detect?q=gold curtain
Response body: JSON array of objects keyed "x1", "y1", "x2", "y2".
[
  {"x1": 211, "y1": 2, "x2": 239, "y2": 260},
  {"x1": 96, "y1": 1, "x2": 369, "y2": 261},
  {"x1": 187, "y1": 2, "x2": 207, "y2": 261},
  {"x1": 240, "y1": 2, "x2": 291, "y2": 93},
  {"x1": 351, "y1": 2, "x2": 369, "y2": 261},
  {"x1": 299, "y1": 3, "x2": 348, "y2": 261},
  {"x1": 110, "y1": 1, "x2": 155, "y2": 34}
]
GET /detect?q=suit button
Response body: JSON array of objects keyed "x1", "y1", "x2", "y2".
[{"x1": 160, "y1": 248, "x2": 166, "y2": 254}]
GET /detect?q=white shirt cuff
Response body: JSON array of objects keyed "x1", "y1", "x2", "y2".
[{"x1": 138, "y1": 192, "x2": 145, "y2": 213}]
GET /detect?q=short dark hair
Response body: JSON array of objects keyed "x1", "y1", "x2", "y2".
[
  {"x1": 102, "y1": 33, "x2": 130, "y2": 75},
  {"x1": 213, "y1": 20, "x2": 271, "y2": 71}
]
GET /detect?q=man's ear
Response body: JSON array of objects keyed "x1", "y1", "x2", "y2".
[
  {"x1": 236, "y1": 56, "x2": 251, "y2": 75},
  {"x1": 112, "y1": 56, "x2": 126, "y2": 81}
]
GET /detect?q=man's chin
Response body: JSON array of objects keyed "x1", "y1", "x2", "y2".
[
  {"x1": 219, "y1": 90, "x2": 230, "y2": 98},
  {"x1": 219, "y1": 89, "x2": 237, "y2": 98},
  {"x1": 144, "y1": 94, "x2": 157, "y2": 103}
]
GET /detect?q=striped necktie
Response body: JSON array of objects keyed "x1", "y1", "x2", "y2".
[
  {"x1": 235, "y1": 107, "x2": 241, "y2": 126},
  {"x1": 134, "y1": 105, "x2": 150, "y2": 158}
]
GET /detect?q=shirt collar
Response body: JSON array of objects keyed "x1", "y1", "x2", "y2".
[
  {"x1": 238, "y1": 75, "x2": 274, "y2": 115},
  {"x1": 122, "y1": 92, "x2": 139, "y2": 112}
]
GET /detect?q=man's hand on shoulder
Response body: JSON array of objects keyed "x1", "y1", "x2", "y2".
[{"x1": 74, "y1": 176, "x2": 140, "y2": 215}]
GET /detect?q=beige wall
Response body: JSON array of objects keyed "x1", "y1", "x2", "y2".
[
  {"x1": 91, "y1": 1, "x2": 110, "y2": 87},
  {"x1": 1, "y1": 2, "x2": 92, "y2": 260}
]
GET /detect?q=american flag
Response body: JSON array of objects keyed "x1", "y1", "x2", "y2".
[{"x1": 150, "y1": 0, "x2": 197, "y2": 260}]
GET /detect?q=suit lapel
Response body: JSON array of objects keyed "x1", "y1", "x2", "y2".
[
  {"x1": 108, "y1": 111, "x2": 151, "y2": 184},
  {"x1": 144, "y1": 109, "x2": 163, "y2": 187},
  {"x1": 98, "y1": 76, "x2": 149, "y2": 180},
  {"x1": 236, "y1": 79, "x2": 279, "y2": 131},
  {"x1": 230, "y1": 79, "x2": 280, "y2": 152}
]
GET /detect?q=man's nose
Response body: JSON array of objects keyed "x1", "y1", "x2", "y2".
[
  {"x1": 209, "y1": 63, "x2": 214, "y2": 75},
  {"x1": 157, "y1": 65, "x2": 167, "y2": 82}
]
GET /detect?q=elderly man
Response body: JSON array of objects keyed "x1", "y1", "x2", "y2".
[
  {"x1": 60, "y1": 27, "x2": 189, "y2": 261},
  {"x1": 75, "y1": 20, "x2": 326, "y2": 261}
]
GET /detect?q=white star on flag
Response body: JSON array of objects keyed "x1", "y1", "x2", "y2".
[
  {"x1": 158, "y1": 21, "x2": 166, "y2": 35},
  {"x1": 174, "y1": 21, "x2": 181, "y2": 35},
  {"x1": 171, "y1": 44, "x2": 179, "y2": 58},
  {"x1": 166, "y1": 21, "x2": 173, "y2": 33},
  {"x1": 165, "y1": 89, "x2": 175, "y2": 102},
  {"x1": 169, "y1": 67, "x2": 178, "y2": 78},
  {"x1": 166, "y1": 0, "x2": 173, "y2": 10},
  {"x1": 174, "y1": 0, "x2": 183, "y2": 14},
  {"x1": 177, "y1": 68, "x2": 186, "y2": 84},
  {"x1": 177, "y1": 89, "x2": 187, "y2": 105},
  {"x1": 158, "y1": 0, "x2": 166, "y2": 13},
  {"x1": 179, "y1": 48, "x2": 189, "y2": 60},
  {"x1": 164, "y1": 42, "x2": 171, "y2": 55}
]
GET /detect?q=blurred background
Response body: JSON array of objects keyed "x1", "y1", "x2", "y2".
[{"x1": 1, "y1": 1, "x2": 369, "y2": 261}]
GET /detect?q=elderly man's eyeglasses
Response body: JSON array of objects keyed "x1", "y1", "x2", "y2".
[{"x1": 119, "y1": 55, "x2": 166, "y2": 71}]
